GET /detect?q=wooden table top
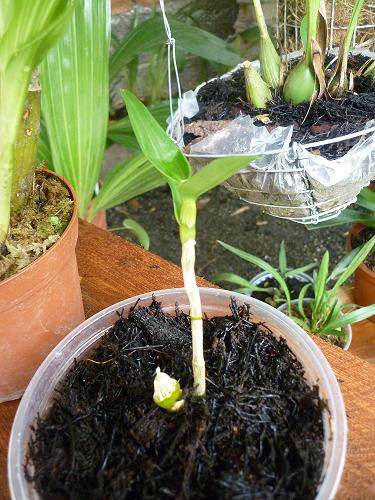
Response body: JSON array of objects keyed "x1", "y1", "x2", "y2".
[{"x1": 1, "y1": 221, "x2": 375, "y2": 499}]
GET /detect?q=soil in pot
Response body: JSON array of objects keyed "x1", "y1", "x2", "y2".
[
  {"x1": 0, "y1": 169, "x2": 73, "y2": 281},
  {"x1": 352, "y1": 226, "x2": 375, "y2": 272},
  {"x1": 184, "y1": 54, "x2": 375, "y2": 161},
  {"x1": 252, "y1": 275, "x2": 313, "y2": 306},
  {"x1": 26, "y1": 298, "x2": 325, "y2": 499}
]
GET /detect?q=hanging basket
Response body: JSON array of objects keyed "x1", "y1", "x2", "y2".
[{"x1": 170, "y1": 49, "x2": 375, "y2": 224}]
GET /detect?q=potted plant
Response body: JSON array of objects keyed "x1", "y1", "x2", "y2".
[
  {"x1": 308, "y1": 186, "x2": 375, "y2": 320},
  {"x1": 277, "y1": 239, "x2": 375, "y2": 349},
  {"x1": 172, "y1": 0, "x2": 375, "y2": 223},
  {"x1": 10, "y1": 92, "x2": 347, "y2": 499},
  {"x1": 213, "y1": 240, "x2": 315, "y2": 306},
  {"x1": 0, "y1": 1, "x2": 85, "y2": 402}
]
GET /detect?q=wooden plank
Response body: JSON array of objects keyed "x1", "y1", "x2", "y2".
[{"x1": 1, "y1": 221, "x2": 375, "y2": 499}]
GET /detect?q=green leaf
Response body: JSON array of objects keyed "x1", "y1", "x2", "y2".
[
  {"x1": 322, "y1": 305, "x2": 375, "y2": 332},
  {"x1": 41, "y1": 0, "x2": 111, "y2": 217},
  {"x1": 217, "y1": 240, "x2": 291, "y2": 306},
  {"x1": 329, "y1": 245, "x2": 362, "y2": 281},
  {"x1": 121, "y1": 90, "x2": 190, "y2": 183},
  {"x1": 329, "y1": 235, "x2": 375, "y2": 296},
  {"x1": 285, "y1": 262, "x2": 316, "y2": 277},
  {"x1": 37, "y1": 120, "x2": 53, "y2": 168},
  {"x1": 306, "y1": 208, "x2": 375, "y2": 229},
  {"x1": 212, "y1": 272, "x2": 273, "y2": 293},
  {"x1": 109, "y1": 16, "x2": 240, "y2": 82},
  {"x1": 180, "y1": 156, "x2": 259, "y2": 200},
  {"x1": 122, "y1": 218, "x2": 150, "y2": 250},
  {"x1": 107, "y1": 99, "x2": 175, "y2": 149},
  {"x1": 313, "y1": 251, "x2": 329, "y2": 309},
  {"x1": 357, "y1": 188, "x2": 375, "y2": 212},
  {"x1": 300, "y1": 15, "x2": 308, "y2": 50},
  {"x1": 297, "y1": 283, "x2": 312, "y2": 321},
  {"x1": 90, "y1": 154, "x2": 165, "y2": 215},
  {"x1": 278, "y1": 240, "x2": 287, "y2": 276}
]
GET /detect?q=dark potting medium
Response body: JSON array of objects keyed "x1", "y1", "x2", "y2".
[
  {"x1": 185, "y1": 55, "x2": 375, "y2": 161},
  {"x1": 26, "y1": 299, "x2": 325, "y2": 499},
  {"x1": 252, "y1": 276, "x2": 314, "y2": 305}
]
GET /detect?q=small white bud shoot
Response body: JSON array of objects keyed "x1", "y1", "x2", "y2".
[{"x1": 153, "y1": 367, "x2": 185, "y2": 412}]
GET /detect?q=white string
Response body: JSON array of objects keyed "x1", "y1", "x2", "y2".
[{"x1": 159, "y1": 0, "x2": 184, "y2": 140}]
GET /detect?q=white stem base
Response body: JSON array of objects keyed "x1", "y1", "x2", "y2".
[{"x1": 181, "y1": 238, "x2": 206, "y2": 396}]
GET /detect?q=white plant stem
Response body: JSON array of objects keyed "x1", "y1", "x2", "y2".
[{"x1": 181, "y1": 238, "x2": 206, "y2": 396}]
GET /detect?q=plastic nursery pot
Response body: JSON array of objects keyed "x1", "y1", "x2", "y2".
[
  {"x1": 9, "y1": 288, "x2": 347, "y2": 500},
  {"x1": 277, "y1": 299, "x2": 352, "y2": 351},
  {"x1": 0, "y1": 169, "x2": 85, "y2": 403},
  {"x1": 348, "y1": 223, "x2": 375, "y2": 323},
  {"x1": 249, "y1": 269, "x2": 313, "y2": 302}
]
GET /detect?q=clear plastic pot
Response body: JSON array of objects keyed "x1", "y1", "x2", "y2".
[
  {"x1": 8, "y1": 288, "x2": 347, "y2": 500},
  {"x1": 277, "y1": 298, "x2": 352, "y2": 351}
]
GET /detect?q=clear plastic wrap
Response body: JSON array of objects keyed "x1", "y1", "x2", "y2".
[{"x1": 173, "y1": 54, "x2": 375, "y2": 223}]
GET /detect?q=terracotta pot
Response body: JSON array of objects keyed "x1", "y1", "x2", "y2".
[
  {"x1": 0, "y1": 169, "x2": 85, "y2": 402},
  {"x1": 348, "y1": 223, "x2": 375, "y2": 323}
]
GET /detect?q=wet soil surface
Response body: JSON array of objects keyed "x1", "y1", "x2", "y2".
[
  {"x1": 108, "y1": 185, "x2": 348, "y2": 285},
  {"x1": 353, "y1": 227, "x2": 375, "y2": 271},
  {"x1": 27, "y1": 299, "x2": 325, "y2": 499},
  {"x1": 186, "y1": 55, "x2": 375, "y2": 160}
]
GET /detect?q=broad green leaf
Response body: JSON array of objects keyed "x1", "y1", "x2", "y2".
[
  {"x1": 322, "y1": 305, "x2": 375, "y2": 332},
  {"x1": 90, "y1": 154, "x2": 165, "y2": 215},
  {"x1": 41, "y1": 0, "x2": 111, "y2": 217},
  {"x1": 278, "y1": 241, "x2": 287, "y2": 276},
  {"x1": 217, "y1": 240, "x2": 291, "y2": 306},
  {"x1": 107, "y1": 99, "x2": 175, "y2": 149},
  {"x1": 121, "y1": 90, "x2": 190, "y2": 183},
  {"x1": 180, "y1": 156, "x2": 258, "y2": 200},
  {"x1": 122, "y1": 218, "x2": 150, "y2": 250},
  {"x1": 329, "y1": 235, "x2": 375, "y2": 296},
  {"x1": 109, "y1": 16, "x2": 240, "y2": 82},
  {"x1": 357, "y1": 188, "x2": 375, "y2": 212}
]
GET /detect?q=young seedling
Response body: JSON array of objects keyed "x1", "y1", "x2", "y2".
[
  {"x1": 0, "y1": 0, "x2": 78, "y2": 245},
  {"x1": 243, "y1": 61, "x2": 272, "y2": 108},
  {"x1": 251, "y1": 0, "x2": 283, "y2": 88},
  {"x1": 122, "y1": 90, "x2": 257, "y2": 401}
]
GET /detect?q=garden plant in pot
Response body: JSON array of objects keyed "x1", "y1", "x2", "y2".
[
  {"x1": 213, "y1": 240, "x2": 315, "y2": 306},
  {"x1": 308, "y1": 186, "x2": 375, "y2": 320},
  {"x1": 215, "y1": 238, "x2": 375, "y2": 349},
  {"x1": 0, "y1": 1, "x2": 85, "y2": 402},
  {"x1": 176, "y1": 0, "x2": 375, "y2": 222},
  {"x1": 13, "y1": 92, "x2": 347, "y2": 499}
]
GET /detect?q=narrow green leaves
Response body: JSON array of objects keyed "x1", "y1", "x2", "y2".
[
  {"x1": 41, "y1": 0, "x2": 111, "y2": 217},
  {"x1": 121, "y1": 89, "x2": 191, "y2": 183},
  {"x1": 110, "y1": 16, "x2": 240, "y2": 82},
  {"x1": 278, "y1": 241, "x2": 287, "y2": 276},
  {"x1": 122, "y1": 218, "x2": 150, "y2": 250}
]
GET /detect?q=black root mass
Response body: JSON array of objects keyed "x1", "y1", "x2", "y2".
[{"x1": 26, "y1": 299, "x2": 325, "y2": 499}]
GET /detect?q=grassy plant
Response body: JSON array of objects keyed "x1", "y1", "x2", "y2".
[
  {"x1": 122, "y1": 89, "x2": 258, "y2": 399},
  {"x1": 287, "y1": 237, "x2": 375, "y2": 338},
  {"x1": 0, "y1": 0, "x2": 77, "y2": 244},
  {"x1": 214, "y1": 240, "x2": 316, "y2": 310}
]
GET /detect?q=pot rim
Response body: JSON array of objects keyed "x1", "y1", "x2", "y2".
[
  {"x1": 249, "y1": 269, "x2": 314, "y2": 287},
  {"x1": 277, "y1": 298, "x2": 352, "y2": 350},
  {"x1": 0, "y1": 168, "x2": 78, "y2": 287},
  {"x1": 8, "y1": 287, "x2": 347, "y2": 500}
]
